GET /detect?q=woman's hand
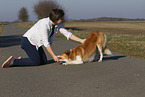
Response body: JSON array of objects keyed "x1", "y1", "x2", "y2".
[
  {"x1": 46, "y1": 46, "x2": 59, "y2": 62},
  {"x1": 70, "y1": 34, "x2": 86, "y2": 44},
  {"x1": 53, "y1": 55, "x2": 59, "y2": 62},
  {"x1": 80, "y1": 39, "x2": 86, "y2": 44}
]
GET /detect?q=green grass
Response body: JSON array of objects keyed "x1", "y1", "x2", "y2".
[
  {"x1": 16, "y1": 21, "x2": 145, "y2": 60},
  {"x1": 63, "y1": 21, "x2": 145, "y2": 59}
]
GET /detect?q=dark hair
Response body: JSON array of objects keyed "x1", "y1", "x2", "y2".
[{"x1": 49, "y1": 9, "x2": 65, "y2": 24}]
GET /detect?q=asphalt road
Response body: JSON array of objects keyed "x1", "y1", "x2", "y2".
[{"x1": 0, "y1": 24, "x2": 145, "y2": 97}]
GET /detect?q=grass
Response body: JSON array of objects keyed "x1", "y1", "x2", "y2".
[
  {"x1": 16, "y1": 22, "x2": 35, "y2": 30},
  {"x1": 0, "y1": 23, "x2": 5, "y2": 35},
  {"x1": 16, "y1": 21, "x2": 145, "y2": 60}
]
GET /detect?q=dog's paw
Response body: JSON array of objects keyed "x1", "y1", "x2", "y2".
[
  {"x1": 98, "y1": 60, "x2": 102, "y2": 62},
  {"x1": 62, "y1": 63, "x2": 68, "y2": 65}
]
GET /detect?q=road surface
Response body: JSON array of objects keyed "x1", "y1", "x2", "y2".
[{"x1": 0, "y1": 24, "x2": 145, "y2": 97}]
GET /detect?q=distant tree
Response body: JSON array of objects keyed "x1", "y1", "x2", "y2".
[
  {"x1": 18, "y1": 7, "x2": 29, "y2": 22},
  {"x1": 34, "y1": 0, "x2": 64, "y2": 20}
]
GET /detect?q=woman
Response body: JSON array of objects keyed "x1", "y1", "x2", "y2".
[{"x1": 2, "y1": 9, "x2": 85, "y2": 68}]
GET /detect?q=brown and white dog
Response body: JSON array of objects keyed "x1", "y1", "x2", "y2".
[{"x1": 58, "y1": 31, "x2": 112, "y2": 65}]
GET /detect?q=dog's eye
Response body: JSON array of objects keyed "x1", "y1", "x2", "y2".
[{"x1": 65, "y1": 50, "x2": 70, "y2": 54}]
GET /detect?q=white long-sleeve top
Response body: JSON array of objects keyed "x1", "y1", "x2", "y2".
[{"x1": 23, "y1": 17, "x2": 72, "y2": 49}]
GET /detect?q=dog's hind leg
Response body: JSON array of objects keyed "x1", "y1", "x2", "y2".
[
  {"x1": 97, "y1": 45, "x2": 103, "y2": 62},
  {"x1": 94, "y1": 47, "x2": 99, "y2": 61}
]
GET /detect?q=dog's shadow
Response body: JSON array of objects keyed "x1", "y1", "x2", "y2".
[
  {"x1": 10, "y1": 56, "x2": 126, "y2": 68},
  {"x1": 103, "y1": 55, "x2": 126, "y2": 61},
  {"x1": 46, "y1": 59, "x2": 56, "y2": 64}
]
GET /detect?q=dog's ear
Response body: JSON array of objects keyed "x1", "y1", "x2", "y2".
[{"x1": 65, "y1": 50, "x2": 71, "y2": 55}]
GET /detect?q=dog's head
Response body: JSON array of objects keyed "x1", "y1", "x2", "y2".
[{"x1": 58, "y1": 50, "x2": 71, "y2": 62}]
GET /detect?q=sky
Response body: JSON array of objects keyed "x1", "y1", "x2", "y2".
[{"x1": 0, "y1": 0, "x2": 145, "y2": 22}]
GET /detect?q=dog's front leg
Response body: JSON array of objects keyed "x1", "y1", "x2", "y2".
[
  {"x1": 62, "y1": 60, "x2": 83, "y2": 65},
  {"x1": 70, "y1": 60, "x2": 83, "y2": 64},
  {"x1": 62, "y1": 62, "x2": 68, "y2": 65}
]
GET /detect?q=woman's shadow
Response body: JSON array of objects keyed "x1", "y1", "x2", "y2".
[{"x1": 0, "y1": 35, "x2": 22, "y2": 48}]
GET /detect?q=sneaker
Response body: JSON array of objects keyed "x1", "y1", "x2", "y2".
[{"x1": 2, "y1": 56, "x2": 15, "y2": 68}]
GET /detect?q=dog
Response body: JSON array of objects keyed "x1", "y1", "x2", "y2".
[{"x1": 58, "y1": 31, "x2": 112, "y2": 65}]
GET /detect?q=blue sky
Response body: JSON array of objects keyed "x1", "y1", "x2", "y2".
[{"x1": 0, "y1": 0, "x2": 145, "y2": 22}]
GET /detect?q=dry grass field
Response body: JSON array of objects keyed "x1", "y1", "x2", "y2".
[
  {"x1": 16, "y1": 21, "x2": 145, "y2": 60},
  {"x1": 0, "y1": 23, "x2": 5, "y2": 35}
]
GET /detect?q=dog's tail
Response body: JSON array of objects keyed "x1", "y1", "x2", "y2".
[
  {"x1": 104, "y1": 47, "x2": 112, "y2": 55},
  {"x1": 103, "y1": 33, "x2": 112, "y2": 55}
]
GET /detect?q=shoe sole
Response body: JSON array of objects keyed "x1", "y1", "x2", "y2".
[
  {"x1": 18, "y1": 56, "x2": 22, "y2": 59},
  {"x1": 2, "y1": 56, "x2": 13, "y2": 68}
]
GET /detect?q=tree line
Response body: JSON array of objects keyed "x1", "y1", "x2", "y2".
[
  {"x1": 18, "y1": 0, "x2": 145, "y2": 22},
  {"x1": 73, "y1": 17, "x2": 145, "y2": 22},
  {"x1": 18, "y1": 0, "x2": 63, "y2": 22}
]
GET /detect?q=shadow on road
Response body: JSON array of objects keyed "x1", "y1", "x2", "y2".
[
  {"x1": 6, "y1": 56, "x2": 126, "y2": 68},
  {"x1": 9, "y1": 59, "x2": 56, "y2": 68},
  {"x1": 103, "y1": 55, "x2": 126, "y2": 61},
  {"x1": 0, "y1": 35, "x2": 22, "y2": 48}
]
